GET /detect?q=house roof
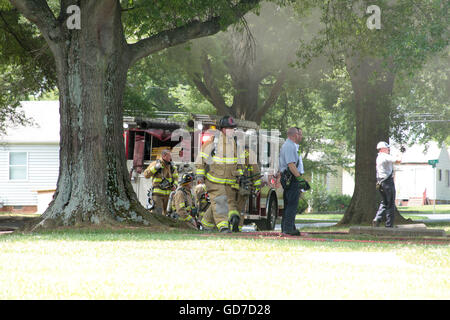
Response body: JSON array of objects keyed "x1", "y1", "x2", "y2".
[
  {"x1": 0, "y1": 101, "x2": 60, "y2": 144},
  {"x1": 390, "y1": 140, "x2": 448, "y2": 164}
]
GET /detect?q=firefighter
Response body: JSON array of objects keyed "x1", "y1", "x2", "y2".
[
  {"x1": 195, "y1": 116, "x2": 243, "y2": 233},
  {"x1": 173, "y1": 173, "x2": 198, "y2": 229},
  {"x1": 143, "y1": 149, "x2": 178, "y2": 216},
  {"x1": 236, "y1": 146, "x2": 261, "y2": 232},
  {"x1": 194, "y1": 183, "x2": 211, "y2": 226}
]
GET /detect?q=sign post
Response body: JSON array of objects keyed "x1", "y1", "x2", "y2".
[{"x1": 428, "y1": 159, "x2": 439, "y2": 213}]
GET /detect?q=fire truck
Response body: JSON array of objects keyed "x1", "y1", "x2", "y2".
[{"x1": 123, "y1": 113, "x2": 284, "y2": 230}]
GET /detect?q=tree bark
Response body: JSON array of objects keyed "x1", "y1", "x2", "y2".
[
  {"x1": 339, "y1": 54, "x2": 410, "y2": 226},
  {"x1": 31, "y1": 0, "x2": 155, "y2": 228}
]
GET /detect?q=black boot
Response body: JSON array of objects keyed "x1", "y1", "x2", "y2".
[{"x1": 230, "y1": 215, "x2": 240, "y2": 232}]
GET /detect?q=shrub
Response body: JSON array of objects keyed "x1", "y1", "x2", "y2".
[{"x1": 302, "y1": 181, "x2": 352, "y2": 213}]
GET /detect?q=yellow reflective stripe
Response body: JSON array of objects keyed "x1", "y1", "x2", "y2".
[
  {"x1": 184, "y1": 215, "x2": 192, "y2": 222},
  {"x1": 212, "y1": 156, "x2": 237, "y2": 164},
  {"x1": 150, "y1": 167, "x2": 158, "y2": 173},
  {"x1": 228, "y1": 210, "x2": 239, "y2": 219},
  {"x1": 206, "y1": 173, "x2": 235, "y2": 185},
  {"x1": 153, "y1": 188, "x2": 171, "y2": 195},
  {"x1": 237, "y1": 169, "x2": 244, "y2": 175},
  {"x1": 179, "y1": 203, "x2": 185, "y2": 208},
  {"x1": 153, "y1": 177, "x2": 174, "y2": 182},
  {"x1": 254, "y1": 179, "x2": 261, "y2": 186},
  {"x1": 200, "y1": 152, "x2": 210, "y2": 159},
  {"x1": 217, "y1": 221, "x2": 229, "y2": 230},
  {"x1": 201, "y1": 218, "x2": 215, "y2": 228},
  {"x1": 196, "y1": 169, "x2": 205, "y2": 174}
]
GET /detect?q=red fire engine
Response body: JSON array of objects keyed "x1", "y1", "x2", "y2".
[{"x1": 123, "y1": 113, "x2": 284, "y2": 230}]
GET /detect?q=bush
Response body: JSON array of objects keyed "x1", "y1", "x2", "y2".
[
  {"x1": 327, "y1": 194, "x2": 352, "y2": 211},
  {"x1": 302, "y1": 181, "x2": 352, "y2": 213},
  {"x1": 298, "y1": 198, "x2": 309, "y2": 214}
]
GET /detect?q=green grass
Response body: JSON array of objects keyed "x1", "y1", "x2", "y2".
[
  {"x1": 398, "y1": 205, "x2": 450, "y2": 214},
  {"x1": 1, "y1": 228, "x2": 449, "y2": 299}
]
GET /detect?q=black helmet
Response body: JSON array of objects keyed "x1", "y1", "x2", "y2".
[
  {"x1": 218, "y1": 116, "x2": 237, "y2": 129},
  {"x1": 180, "y1": 173, "x2": 194, "y2": 185}
]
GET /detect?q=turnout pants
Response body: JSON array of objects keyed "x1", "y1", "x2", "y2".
[
  {"x1": 281, "y1": 178, "x2": 301, "y2": 233},
  {"x1": 374, "y1": 177, "x2": 396, "y2": 227},
  {"x1": 236, "y1": 193, "x2": 249, "y2": 231},
  {"x1": 202, "y1": 179, "x2": 240, "y2": 231},
  {"x1": 152, "y1": 194, "x2": 169, "y2": 216}
]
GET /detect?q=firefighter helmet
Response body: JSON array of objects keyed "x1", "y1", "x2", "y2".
[
  {"x1": 180, "y1": 173, "x2": 194, "y2": 185},
  {"x1": 218, "y1": 115, "x2": 237, "y2": 129}
]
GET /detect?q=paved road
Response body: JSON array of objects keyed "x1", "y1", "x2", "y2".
[{"x1": 411, "y1": 214, "x2": 450, "y2": 223}]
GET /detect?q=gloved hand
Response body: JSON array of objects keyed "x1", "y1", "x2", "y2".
[{"x1": 296, "y1": 176, "x2": 309, "y2": 190}]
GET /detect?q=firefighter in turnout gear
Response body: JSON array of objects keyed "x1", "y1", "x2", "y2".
[
  {"x1": 236, "y1": 146, "x2": 262, "y2": 232},
  {"x1": 143, "y1": 149, "x2": 178, "y2": 216},
  {"x1": 195, "y1": 116, "x2": 243, "y2": 233},
  {"x1": 194, "y1": 183, "x2": 211, "y2": 226},
  {"x1": 173, "y1": 173, "x2": 198, "y2": 229}
]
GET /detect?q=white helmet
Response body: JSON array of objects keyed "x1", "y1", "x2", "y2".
[{"x1": 377, "y1": 141, "x2": 390, "y2": 150}]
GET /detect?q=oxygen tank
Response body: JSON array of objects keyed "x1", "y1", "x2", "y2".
[{"x1": 166, "y1": 190, "x2": 177, "y2": 218}]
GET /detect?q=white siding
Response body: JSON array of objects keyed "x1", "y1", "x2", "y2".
[
  {"x1": 436, "y1": 147, "x2": 450, "y2": 201},
  {"x1": 395, "y1": 165, "x2": 433, "y2": 199},
  {"x1": 0, "y1": 144, "x2": 59, "y2": 206}
]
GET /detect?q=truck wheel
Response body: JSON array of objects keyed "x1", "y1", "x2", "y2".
[
  {"x1": 255, "y1": 194, "x2": 277, "y2": 231},
  {"x1": 267, "y1": 194, "x2": 278, "y2": 230}
]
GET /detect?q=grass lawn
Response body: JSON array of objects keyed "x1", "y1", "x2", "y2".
[
  {"x1": 398, "y1": 204, "x2": 450, "y2": 214},
  {"x1": 1, "y1": 227, "x2": 449, "y2": 300}
]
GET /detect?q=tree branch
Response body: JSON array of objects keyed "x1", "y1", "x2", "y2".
[
  {"x1": 191, "y1": 73, "x2": 215, "y2": 105},
  {"x1": 127, "y1": 16, "x2": 223, "y2": 66},
  {"x1": 199, "y1": 52, "x2": 231, "y2": 115},
  {"x1": 251, "y1": 69, "x2": 286, "y2": 123},
  {"x1": 127, "y1": 0, "x2": 261, "y2": 66},
  {"x1": 9, "y1": 0, "x2": 63, "y2": 44}
]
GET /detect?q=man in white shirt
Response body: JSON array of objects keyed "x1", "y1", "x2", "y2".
[{"x1": 373, "y1": 141, "x2": 401, "y2": 228}]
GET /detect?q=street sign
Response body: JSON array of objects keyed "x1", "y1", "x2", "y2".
[{"x1": 428, "y1": 159, "x2": 439, "y2": 168}]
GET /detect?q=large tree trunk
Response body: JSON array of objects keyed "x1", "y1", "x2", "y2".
[
  {"x1": 339, "y1": 54, "x2": 409, "y2": 226},
  {"x1": 34, "y1": 1, "x2": 156, "y2": 229}
]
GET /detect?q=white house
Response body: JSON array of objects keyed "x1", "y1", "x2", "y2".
[
  {"x1": 307, "y1": 141, "x2": 450, "y2": 206},
  {"x1": 0, "y1": 101, "x2": 60, "y2": 213},
  {"x1": 391, "y1": 141, "x2": 450, "y2": 206}
]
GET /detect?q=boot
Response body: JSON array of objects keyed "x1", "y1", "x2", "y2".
[
  {"x1": 219, "y1": 227, "x2": 231, "y2": 233},
  {"x1": 230, "y1": 215, "x2": 240, "y2": 232}
]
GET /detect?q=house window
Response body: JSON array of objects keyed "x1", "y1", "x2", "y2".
[
  {"x1": 438, "y1": 169, "x2": 442, "y2": 181},
  {"x1": 9, "y1": 152, "x2": 28, "y2": 180},
  {"x1": 447, "y1": 170, "x2": 450, "y2": 188}
]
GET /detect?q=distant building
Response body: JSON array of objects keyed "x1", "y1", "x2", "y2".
[
  {"x1": 391, "y1": 141, "x2": 450, "y2": 206},
  {"x1": 0, "y1": 101, "x2": 60, "y2": 213},
  {"x1": 307, "y1": 141, "x2": 450, "y2": 207}
]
